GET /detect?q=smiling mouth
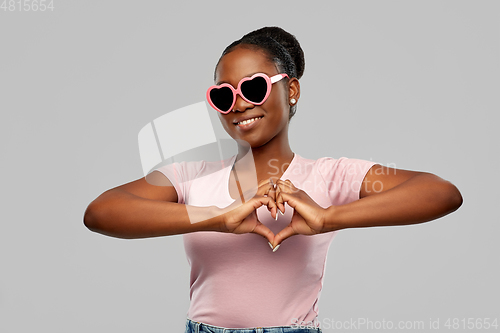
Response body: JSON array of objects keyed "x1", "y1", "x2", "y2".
[{"x1": 234, "y1": 116, "x2": 263, "y2": 126}]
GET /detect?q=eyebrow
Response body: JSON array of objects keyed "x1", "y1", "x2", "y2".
[{"x1": 215, "y1": 71, "x2": 263, "y2": 86}]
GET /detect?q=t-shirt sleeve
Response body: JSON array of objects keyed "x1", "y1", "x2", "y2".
[
  {"x1": 152, "y1": 160, "x2": 205, "y2": 205},
  {"x1": 151, "y1": 162, "x2": 187, "y2": 204},
  {"x1": 317, "y1": 157, "x2": 378, "y2": 205}
]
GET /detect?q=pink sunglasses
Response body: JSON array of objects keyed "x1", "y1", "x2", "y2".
[{"x1": 206, "y1": 72, "x2": 289, "y2": 114}]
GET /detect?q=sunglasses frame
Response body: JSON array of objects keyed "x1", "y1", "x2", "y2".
[{"x1": 206, "y1": 73, "x2": 289, "y2": 114}]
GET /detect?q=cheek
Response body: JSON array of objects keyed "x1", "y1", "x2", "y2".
[
  {"x1": 267, "y1": 87, "x2": 289, "y2": 116},
  {"x1": 218, "y1": 114, "x2": 232, "y2": 131}
]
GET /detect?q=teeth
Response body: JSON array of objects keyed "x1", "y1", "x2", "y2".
[{"x1": 237, "y1": 117, "x2": 262, "y2": 125}]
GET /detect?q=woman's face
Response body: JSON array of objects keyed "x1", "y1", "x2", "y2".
[{"x1": 214, "y1": 46, "x2": 291, "y2": 148}]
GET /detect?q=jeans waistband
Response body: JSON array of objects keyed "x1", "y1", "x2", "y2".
[{"x1": 185, "y1": 317, "x2": 322, "y2": 333}]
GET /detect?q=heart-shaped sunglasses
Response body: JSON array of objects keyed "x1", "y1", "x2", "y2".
[{"x1": 206, "y1": 73, "x2": 289, "y2": 114}]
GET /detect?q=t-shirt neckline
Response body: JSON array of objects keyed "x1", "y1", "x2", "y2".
[{"x1": 223, "y1": 153, "x2": 298, "y2": 203}]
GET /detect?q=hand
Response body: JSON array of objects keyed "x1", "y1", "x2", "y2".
[
  {"x1": 272, "y1": 179, "x2": 327, "y2": 248},
  {"x1": 217, "y1": 178, "x2": 279, "y2": 245}
]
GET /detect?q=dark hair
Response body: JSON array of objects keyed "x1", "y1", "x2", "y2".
[{"x1": 214, "y1": 26, "x2": 305, "y2": 121}]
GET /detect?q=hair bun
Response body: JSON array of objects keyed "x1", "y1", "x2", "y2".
[{"x1": 244, "y1": 27, "x2": 305, "y2": 79}]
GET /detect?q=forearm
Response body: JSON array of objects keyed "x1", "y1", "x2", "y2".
[
  {"x1": 84, "y1": 189, "x2": 223, "y2": 239},
  {"x1": 323, "y1": 173, "x2": 463, "y2": 232}
]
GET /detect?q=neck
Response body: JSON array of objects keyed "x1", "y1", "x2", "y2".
[{"x1": 234, "y1": 124, "x2": 294, "y2": 182}]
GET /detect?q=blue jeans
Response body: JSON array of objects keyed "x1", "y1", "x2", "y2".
[{"x1": 185, "y1": 318, "x2": 322, "y2": 333}]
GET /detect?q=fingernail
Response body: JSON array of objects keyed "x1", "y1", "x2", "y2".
[
  {"x1": 272, "y1": 244, "x2": 281, "y2": 252},
  {"x1": 268, "y1": 242, "x2": 273, "y2": 249},
  {"x1": 275, "y1": 213, "x2": 278, "y2": 220},
  {"x1": 279, "y1": 209, "x2": 284, "y2": 215}
]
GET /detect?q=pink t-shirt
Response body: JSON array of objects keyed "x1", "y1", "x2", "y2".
[{"x1": 155, "y1": 153, "x2": 377, "y2": 329}]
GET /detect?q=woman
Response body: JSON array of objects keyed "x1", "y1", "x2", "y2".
[{"x1": 84, "y1": 27, "x2": 463, "y2": 333}]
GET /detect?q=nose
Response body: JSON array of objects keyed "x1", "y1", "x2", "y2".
[{"x1": 232, "y1": 93, "x2": 255, "y2": 112}]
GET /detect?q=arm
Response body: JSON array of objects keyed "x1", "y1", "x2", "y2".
[
  {"x1": 83, "y1": 171, "x2": 223, "y2": 239},
  {"x1": 322, "y1": 164, "x2": 463, "y2": 232}
]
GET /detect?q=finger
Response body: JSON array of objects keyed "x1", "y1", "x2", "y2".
[
  {"x1": 273, "y1": 224, "x2": 297, "y2": 249},
  {"x1": 267, "y1": 194, "x2": 278, "y2": 218},
  {"x1": 275, "y1": 183, "x2": 285, "y2": 215},
  {"x1": 235, "y1": 180, "x2": 278, "y2": 217},
  {"x1": 284, "y1": 179, "x2": 301, "y2": 195},
  {"x1": 229, "y1": 195, "x2": 272, "y2": 219},
  {"x1": 278, "y1": 191, "x2": 298, "y2": 209},
  {"x1": 237, "y1": 178, "x2": 273, "y2": 202},
  {"x1": 261, "y1": 184, "x2": 273, "y2": 213},
  {"x1": 276, "y1": 179, "x2": 293, "y2": 193},
  {"x1": 256, "y1": 178, "x2": 273, "y2": 195},
  {"x1": 237, "y1": 184, "x2": 276, "y2": 220},
  {"x1": 258, "y1": 177, "x2": 273, "y2": 186},
  {"x1": 267, "y1": 178, "x2": 277, "y2": 200},
  {"x1": 268, "y1": 179, "x2": 278, "y2": 219},
  {"x1": 249, "y1": 195, "x2": 275, "y2": 211},
  {"x1": 251, "y1": 221, "x2": 275, "y2": 245},
  {"x1": 276, "y1": 180, "x2": 295, "y2": 213},
  {"x1": 255, "y1": 179, "x2": 277, "y2": 218},
  {"x1": 256, "y1": 179, "x2": 276, "y2": 201},
  {"x1": 279, "y1": 179, "x2": 296, "y2": 188}
]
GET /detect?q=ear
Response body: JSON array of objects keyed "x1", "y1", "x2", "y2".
[{"x1": 288, "y1": 78, "x2": 300, "y2": 103}]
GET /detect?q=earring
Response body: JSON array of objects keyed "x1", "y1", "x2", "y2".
[{"x1": 290, "y1": 98, "x2": 297, "y2": 105}]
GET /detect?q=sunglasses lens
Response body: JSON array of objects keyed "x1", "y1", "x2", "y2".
[
  {"x1": 241, "y1": 76, "x2": 268, "y2": 104},
  {"x1": 210, "y1": 87, "x2": 234, "y2": 112}
]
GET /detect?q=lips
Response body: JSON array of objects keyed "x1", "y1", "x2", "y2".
[
  {"x1": 233, "y1": 115, "x2": 264, "y2": 125},
  {"x1": 232, "y1": 116, "x2": 263, "y2": 131}
]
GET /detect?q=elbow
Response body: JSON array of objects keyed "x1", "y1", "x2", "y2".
[
  {"x1": 444, "y1": 182, "x2": 463, "y2": 213},
  {"x1": 83, "y1": 202, "x2": 102, "y2": 232},
  {"x1": 453, "y1": 186, "x2": 463, "y2": 210}
]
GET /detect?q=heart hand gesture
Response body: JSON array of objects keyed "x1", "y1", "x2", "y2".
[
  {"x1": 217, "y1": 178, "x2": 280, "y2": 245},
  {"x1": 216, "y1": 178, "x2": 327, "y2": 251},
  {"x1": 272, "y1": 179, "x2": 327, "y2": 248}
]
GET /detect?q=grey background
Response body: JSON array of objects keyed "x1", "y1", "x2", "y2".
[{"x1": 1, "y1": 1, "x2": 498, "y2": 332}]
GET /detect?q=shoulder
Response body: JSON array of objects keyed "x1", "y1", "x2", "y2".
[
  {"x1": 306, "y1": 155, "x2": 378, "y2": 181},
  {"x1": 297, "y1": 155, "x2": 376, "y2": 173},
  {"x1": 154, "y1": 156, "x2": 234, "y2": 182},
  {"x1": 153, "y1": 159, "x2": 206, "y2": 182}
]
